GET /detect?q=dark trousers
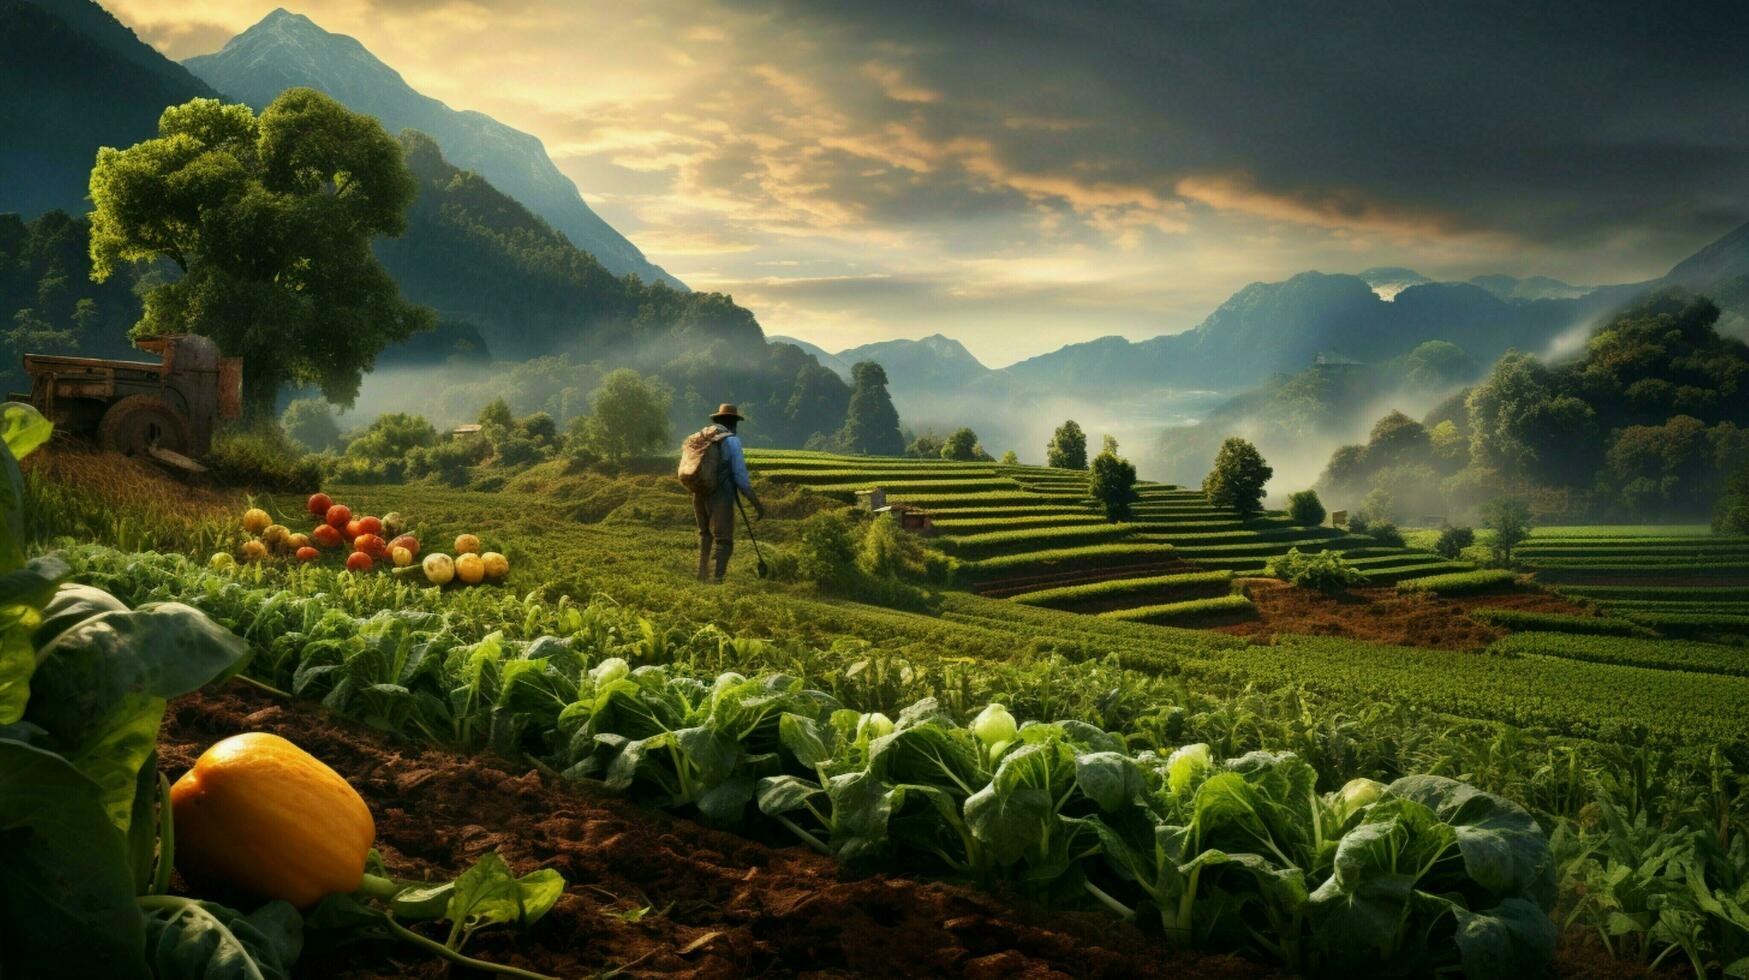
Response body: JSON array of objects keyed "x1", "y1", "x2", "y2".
[{"x1": 693, "y1": 486, "x2": 737, "y2": 582}]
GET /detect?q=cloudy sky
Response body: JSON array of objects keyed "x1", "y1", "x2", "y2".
[{"x1": 110, "y1": 0, "x2": 1749, "y2": 366}]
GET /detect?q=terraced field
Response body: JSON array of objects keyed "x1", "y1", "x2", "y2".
[
  {"x1": 1516, "y1": 526, "x2": 1749, "y2": 639},
  {"x1": 747, "y1": 449, "x2": 1468, "y2": 621}
]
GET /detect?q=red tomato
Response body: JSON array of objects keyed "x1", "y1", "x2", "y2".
[
  {"x1": 312, "y1": 524, "x2": 343, "y2": 549},
  {"x1": 344, "y1": 520, "x2": 363, "y2": 541},
  {"x1": 295, "y1": 546, "x2": 319, "y2": 563},
  {"x1": 356, "y1": 516, "x2": 383, "y2": 537},
  {"x1": 354, "y1": 534, "x2": 387, "y2": 559},
  {"x1": 389, "y1": 534, "x2": 419, "y2": 557},
  {"x1": 307, "y1": 492, "x2": 333, "y2": 517},
  {"x1": 326, "y1": 504, "x2": 351, "y2": 529},
  {"x1": 345, "y1": 552, "x2": 373, "y2": 573}
]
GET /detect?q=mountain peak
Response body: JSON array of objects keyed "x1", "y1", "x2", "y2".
[
  {"x1": 184, "y1": 11, "x2": 683, "y2": 289},
  {"x1": 1666, "y1": 220, "x2": 1749, "y2": 287}
]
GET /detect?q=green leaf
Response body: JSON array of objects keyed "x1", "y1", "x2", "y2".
[
  {"x1": 1447, "y1": 895, "x2": 1559, "y2": 979},
  {"x1": 140, "y1": 896, "x2": 303, "y2": 980},
  {"x1": 1384, "y1": 774, "x2": 1556, "y2": 911},
  {"x1": 0, "y1": 738, "x2": 149, "y2": 979},
  {"x1": 443, "y1": 851, "x2": 564, "y2": 949},
  {"x1": 30, "y1": 579, "x2": 125, "y2": 649},
  {"x1": 25, "y1": 603, "x2": 246, "y2": 833},
  {"x1": 0, "y1": 402, "x2": 53, "y2": 462},
  {"x1": 778, "y1": 712, "x2": 833, "y2": 768},
  {"x1": 756, "y1": 774, "x2": 823, "y2": 817},
  {"x1": 0, "y1": 605, "x2": 36, "y2": 727},
  {"x1": 1074, "y1": 750, "x2": 1146, "y2": 812},
  {"x1": 964, "y1": 741, "x2": 1068, "y2": 866}
]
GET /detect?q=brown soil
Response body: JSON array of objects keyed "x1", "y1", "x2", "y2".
[
  {"x1": 1213, "y1": 580, "x2": 1597, "y2": 650},
  {"x1": 159, "y1": 681, "x2": 1275, "y2": 980}
]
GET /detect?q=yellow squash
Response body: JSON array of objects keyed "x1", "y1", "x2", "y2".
[{"x1": 171, "y1": 732, "x2": 376, "y2": 909}]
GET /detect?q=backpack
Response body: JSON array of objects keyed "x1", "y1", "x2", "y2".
[{"x1": 678, "y1": 426, "x2": 732, "y2": 494}]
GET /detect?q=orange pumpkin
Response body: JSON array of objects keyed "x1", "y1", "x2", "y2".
[{"x1": 170, "y1": 732, "x2": 375, "y2": 909}]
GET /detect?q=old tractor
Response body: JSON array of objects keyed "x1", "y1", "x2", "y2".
[{"x1": 17, "y1": 335, "x2": 242, "y2": 463}]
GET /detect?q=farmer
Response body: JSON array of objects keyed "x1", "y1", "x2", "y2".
[{"x1": 687, "y1": 403, "x2": 763, "y2": 583}]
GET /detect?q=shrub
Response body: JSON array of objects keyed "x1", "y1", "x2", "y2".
[
  {"x1": 1204, "y1": 438, "x2": 1272, "y2": 516},
  {"x1": 999, "y1": 450, "x2": 1019, "y2": 465},
  {"x1": 280, "y1": 398, "x2": 340, "y2": 452},
  {"x1": 406, "y1": 439, "x2": 479, "y2": 486},
  {"x1": 1484, "y1": 497, "x2": 1532, "y2": 563},
  {"x1": 1434, "y1": 525, "x2": 1475, "y2": 559},
  {"x1": 1090, "y1": 448, "x2": 1138, "y2": 520},
  {"x1": 209, "y1": 423, "x2": 324, "y2": 492},
  {"x1": 940, "y1": 427, "x2": 981, "y2": 461},
  {"x1": 345, "y1": 412, "x2": 437, "y2": 459},
  {"x1": 1286, "y1": 489, "x2": 1326, "y2": 527},
  {"x1": 1366, "y1": 522, "x2": 1406, "y2": 548},
  {"x1": 1264, "y1": 548, "x2": 1365, "y2": 594}
]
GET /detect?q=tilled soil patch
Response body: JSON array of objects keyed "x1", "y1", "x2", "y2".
[
  {"x1": 159, "y1": 681, "x2": 1273, "y2": 980},
  {"x1": 1213, "y1": 581, "x2": 1596, "y2": 650}
]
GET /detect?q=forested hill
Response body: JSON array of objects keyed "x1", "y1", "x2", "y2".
[
  {"x1": 379, "y1": 131, "x2": 745, "y2": 361},
  {"x1": 0, "y1": 0, "x2": 218, "y2": 217},
  {"x1": 383, "y1": 131, "x2": 851, "y2": 446},
  {"x1": 183, "y1": 8, "x2": 683, "y2": 290}
]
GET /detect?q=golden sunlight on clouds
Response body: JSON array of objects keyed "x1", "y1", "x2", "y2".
[{"x1": 101, "y1": 0, "x2": 1670, "y2": 363}]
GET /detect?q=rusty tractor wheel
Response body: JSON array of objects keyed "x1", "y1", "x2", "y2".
[{"x1": 97, "y1": 395, "x2": 192, "y2": 457}]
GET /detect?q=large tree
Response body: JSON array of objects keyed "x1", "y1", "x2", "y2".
[
  {"x1": 88, "y1": 91, "x2": 433, "y2": 414},
  {"x1": 835, "y1": 361, "x2": 904, "y2": 456},
  {"x1": 1203, "y1": 437, "x2": 1273, "y2": 517},
  {"x1": 1046, "y1": 420, "x2": 1088, "y2": 470},
  {"x1": 577, "y1": 368, "x2": 672, "y2": 463}
]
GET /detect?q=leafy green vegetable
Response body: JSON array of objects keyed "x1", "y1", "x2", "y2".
[
  {"x1": 0, "y1": 739, "x2": 149, "y2": 979},
  {"x1": 139, "y1": 896, "x2": 303, "y2": 980}
]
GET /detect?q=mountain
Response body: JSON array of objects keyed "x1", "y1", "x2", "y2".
[
  {"x1": 376, "y1": 131, "x2": 849, "y2": 446},
  {"x1": 768, "y1": 336, "x2": 849, "y2": 379},
  {"x1": 835, "y1": 335, "x2": 991, "y2": 394},
  {"x1": 1002, "y1": 271, "x2": 1627, "y2": 398},
  {"x1": 1467, "y1": 274, "x2": 1590, "y2": 301},
  {"x1": 183, "y1": 8, "x2": 682, "y2": 290},
  {"x1": 380, "y1": 130, "x2": 666, "y2": 359},
  {"x1": 0, "y1": 0, "x2": 219, "y2": 217},
  {"x1": 1664, "y1": 220, "x2": 1749, "y2": 288}
]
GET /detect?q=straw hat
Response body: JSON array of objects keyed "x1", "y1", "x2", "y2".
[{"x1": 709, "y1": 403, "x2": 745, "y2": 423}]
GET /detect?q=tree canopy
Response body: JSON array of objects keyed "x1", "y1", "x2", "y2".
[
  {"x1": 1204, "y1": 438, "x2": 1273, "y2": 517},
  {"x1": 88, "y1": 91, "x2": 433, "y2": 414},
  {"x1": 835, "y1": 361, "x2": 905, "y2": 456},
  {"x1": 577, "y1": 368, "x2": 672, "y2": 463},
  {"x1": 1047, "y1": 420, "x2": 1088, "y2": 470}
]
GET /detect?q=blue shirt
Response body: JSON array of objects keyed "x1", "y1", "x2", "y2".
[{"x1": 711, "y1": 424, "x2": 753, "y2": 495}]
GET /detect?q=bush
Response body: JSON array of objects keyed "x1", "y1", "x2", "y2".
[
  {"x1": 1366, "y1": 522, "x2": 1406, "y2": 548},
  {"x1": 1434, "y1": 525, "x2": 1475, "y2": 559},
  {"x1": 940, "y1": 427, "x2": 981, "y2": 461},
  {"x1": 1090, "y1": 448, "x2": 1138, "y2": 520},
  {"x1": 1264, "y1": 548, "x2": 1365, "y2": 594},
  {"x1": 406, "y1": 439, "x2": 479, "y2": 486},
  {"x1": 1286, "y1": 489, "x2": 1326, "y2": 527},
  {"x1": 1484, "y1": 497, "x2": 1532, "y2": 563},
  {"x1": 208, "y1": 423, "x2": 324, "y2": 492},
  {"x1": 345, "y1": 412, "x2": 437, "y2": 459},
  {"x1": 280, "y1": 398, "x2": 340, "y2": 452}
]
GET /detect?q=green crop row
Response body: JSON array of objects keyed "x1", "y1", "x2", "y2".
[
  {"x1": 1396, "y1": 569, "x2": 1518, "y2": 595},
  {"x1": 1467, "y1": 609, "x2": 1647, "y2": 637},
  {"x1": 957, "y1": 542, "x2": 1179, "y2": 581},
  {"x1": 1556, "y1": 584, "x2": 1749, "y2": 600},
  {"x1": 1527, "y1": 525, "x2": 1716, "y2": 538},
  {"x1": 1522, "y1": 555, "x2": 1749, "y2": 568},
  {"x1": 1217, "y1": 635, "x2": 1749, "y2": 745},
  {"x1": 1621, "y1": 611, "x2": 1749, "y2": 637},
  {"x1": 1494, "y1": 631, "x2": 1749, "y2": 677},
  {"x1": 929, "y1": 514, "x2": 1108, "y2": 536},
  {"x1": 1096, "y1": 593, "x2": 1256, "y2": 625},
  {"x1": 934, "y1": 522, "x2": 1136, "y2": 560},
  {"x1": 1010, "y1": 570, "x2": 1235, "y2": 609}
]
